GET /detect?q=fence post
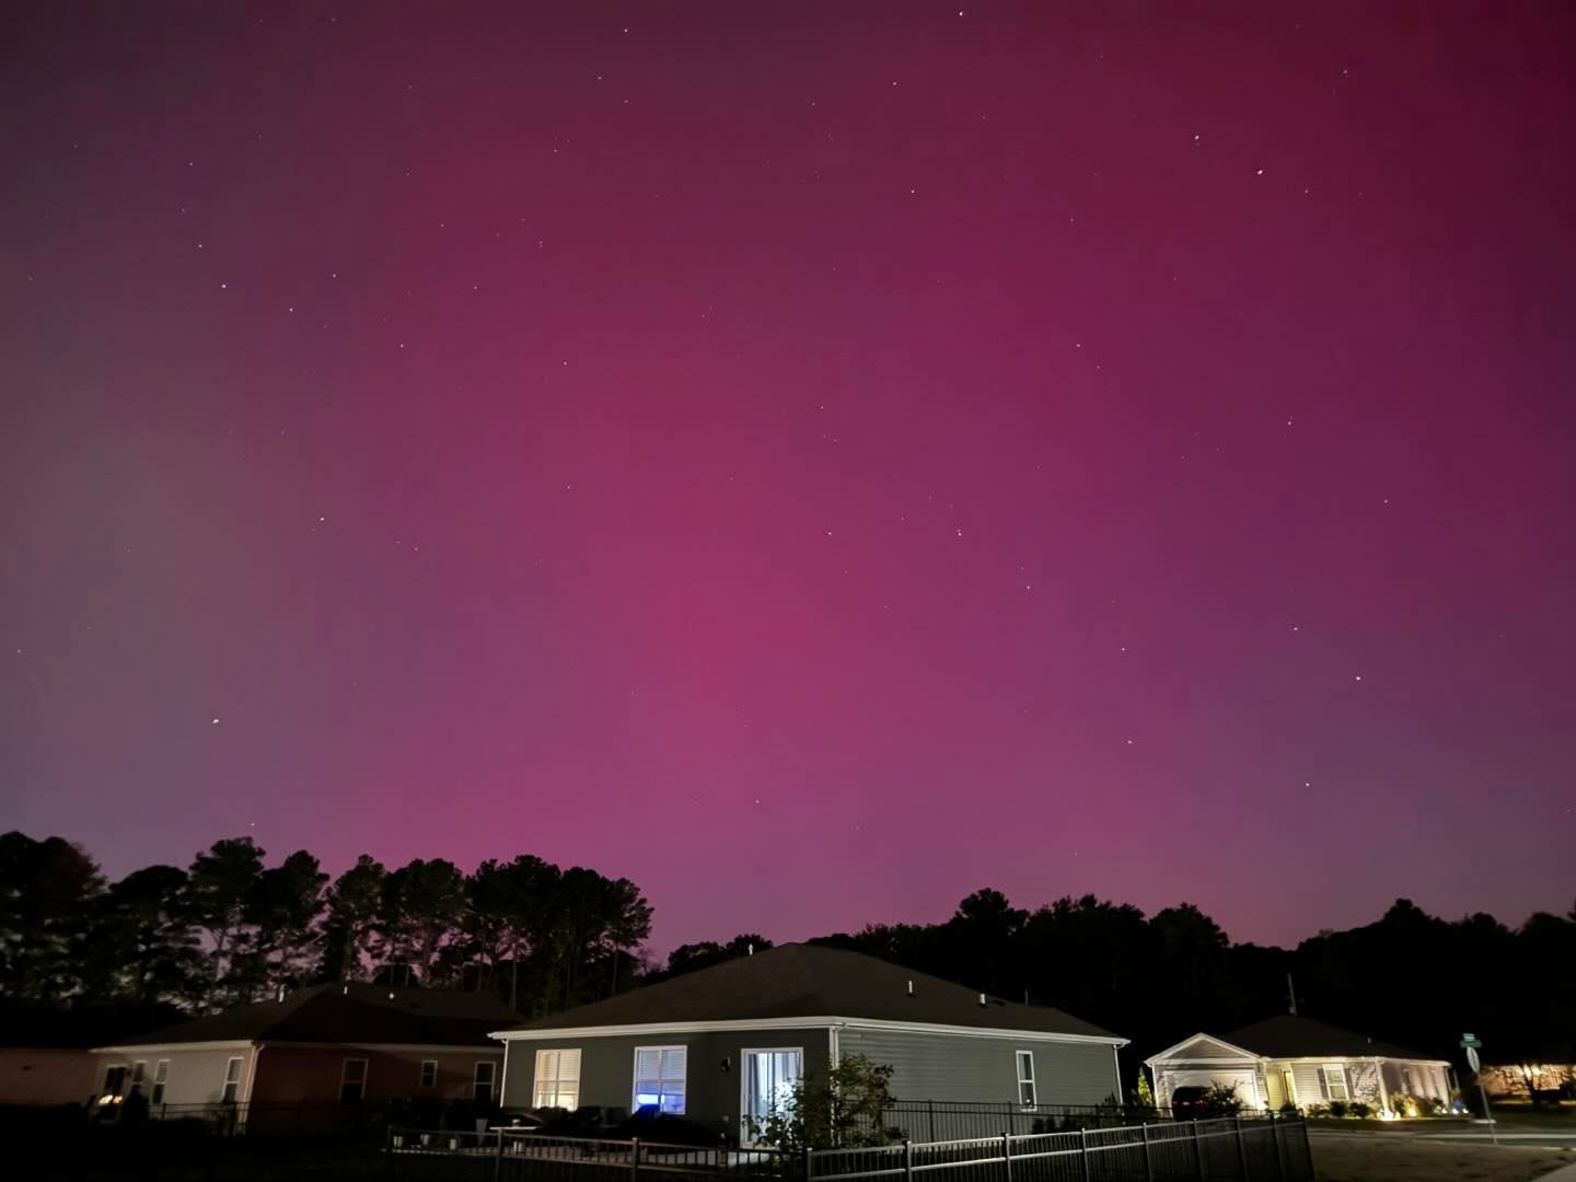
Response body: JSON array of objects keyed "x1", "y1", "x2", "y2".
[
  {"x1": 1079, "y1": 1128, "x2": 1091, "y2": 1182},
  {"x1": 1141, "y1": 1122, "x2": 1154, "y2": 1182},
  {"x1": 1002, "y1": 1132, "x2": 1013, "y2": 1182},
  {"x1": 1269, "y1": 1114, "x2": 1284, "y2": 1182},
  {"x1": 1234, "y1": 1116, "x2": 1249, "y2": 1180},
  {"x1": 1192, "y1": 1120, "x2": 1204, "y2": 1182},
  {"x1": 802, "y1": 1147, "x2": 813, "y2": 1182},
  {"x1": 493, "y1": 1128, "x2": 505, "y2": 1182},
  {"x1": 904, "y1": 1138, "x2": 914, "y2": 1182},
  {"x1": 927, "y1": 1101, "x2": 936, "y2": 1142},
  {"x1": 632, "y1": 1137, "x2": 641, "y2": 1182}
]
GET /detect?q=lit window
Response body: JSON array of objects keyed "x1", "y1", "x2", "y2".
[
  {"x1": 533, "y1": 1049, "x2": 582, "y2": 1110},
  {"x1": 1320, "y1": 1064, "x2": 1350, "y2": 1102},
  {"x1": 340, "y1": 1058, "x2": 369, "y2": 1103},
  {"x1": 1016, "y1": 1051, "x2": 1037, "y2": 1107},
  {"x1": 420, "y1": 1060, "x2": 438, "y2": 1088},
  {"x1": 633, "y1": 1047, "x2": 687, "y2": 1114},
  {"x1": 221, "y1": 1057, "x2": 243, "y2": 1104},
  {"x1": 475, "y1": 1060, "x2": 497, "y2": 1104},
  {"x1": 151, "y1": 1061, "x2": 170, "y2": 1106}
]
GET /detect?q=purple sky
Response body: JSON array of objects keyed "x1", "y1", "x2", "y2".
[{"x1": 3, "y1": 2, "x2": 1573, "y2": 953}]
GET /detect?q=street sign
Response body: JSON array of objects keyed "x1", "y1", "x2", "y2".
[
  {"x1": 1466, "y1": 1046, "x2": 1480, "y2": 1072},
  {"x1": 1461, "y1": 1033, "x2": 1481, "y2": 1048}
]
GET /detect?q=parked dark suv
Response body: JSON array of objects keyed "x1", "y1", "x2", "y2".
[{"x1": 1170, "y1": 1087, "x2": 1213, "y2": 1119}]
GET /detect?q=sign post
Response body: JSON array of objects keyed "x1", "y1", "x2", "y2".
[{"x1": 1461, "y1": 1034, "x2": 1495, "y2": 1144}]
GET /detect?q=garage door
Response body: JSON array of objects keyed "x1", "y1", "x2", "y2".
[{"x1": 1167, "y1": 1069, "x2": 1261, "y2": 1108}]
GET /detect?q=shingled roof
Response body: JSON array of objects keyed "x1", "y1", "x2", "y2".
[
  {"x1": 497, "y1": 943, "x2": 1121, "y2": 1041},
  {"x1": 101, "y1": 983, "x2": 519, "y2": 1049},
  {"x1": 1223, "y1": 1015, "x2": 1435, "y2": 1062}
]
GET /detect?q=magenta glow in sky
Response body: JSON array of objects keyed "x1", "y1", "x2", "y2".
[{"x1": 3, "y1": 2, "x2": 1573, "y2": 951}]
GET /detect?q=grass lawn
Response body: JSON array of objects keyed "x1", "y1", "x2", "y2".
[{"x1": 1309, "y1": 1131, "x2": 1572, "y2": 1182}]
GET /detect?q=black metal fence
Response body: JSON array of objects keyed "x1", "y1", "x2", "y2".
[
  {"x1": 806, "y1": 1118, "x2": 1311, "y2": 1182},
  {"x1": 385, "y1": 1129, "x2": 792, "y2": 1182},
  {"x1": 384, "y1": 1117, "x2": 1312, "y2": 1182},
  {"x1": 875, "y1": 1101, "x2": 1170, "y2": 1142}
]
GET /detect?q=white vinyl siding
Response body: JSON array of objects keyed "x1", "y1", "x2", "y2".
[
  {"x1": 534, "y1": 1048, "x2": 582, "y2": 1110},
  {"x1": 1319, "y1": 1064, "x2": 1350, "y2": 1102},
  {"x1": 1016, "y1": 1051, "x2": 1037, "y2": 1106},
  {"x1": 633, "y1": 1046, "x2": 687, "y2": 1114}
]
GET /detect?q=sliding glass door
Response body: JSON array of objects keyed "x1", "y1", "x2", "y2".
[{"x1": 742, "y1": 1049, "x2": 803, "y2": 1145}]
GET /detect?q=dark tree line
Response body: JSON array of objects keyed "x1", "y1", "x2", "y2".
[
  {"x1": 8, "y1": 828, "x2": 1570, "y2": 1085},
  {"x1": 795, "y1": 889, "x2": 1576, "y2": 1075},
  {"x1": 0, "y1": 831, "x2": 651, "y2": 1020}
]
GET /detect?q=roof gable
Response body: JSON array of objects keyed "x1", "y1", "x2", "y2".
[
  {"x1": 498, "y1": 944, "x2": 1118, "y2": 1041},
  {"x1": 1146, "y1": 1032, "x2": 1261, "y2": 1065}
]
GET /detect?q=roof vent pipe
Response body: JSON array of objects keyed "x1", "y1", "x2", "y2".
[
  {"x1": 907, "y1": 980, "x2": 914, "y2": 996},
  {"x1": 747, "y1": 944, "x2": 754, "y2": 956},
  {"x1": 979, "y1": 993, "x2": 987, "y2": 1006}
]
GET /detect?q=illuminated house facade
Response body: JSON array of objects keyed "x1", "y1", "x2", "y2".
[
  {"x1": 91, "y1": 983, "x2": 514, "y2": 1127},
  {"x1": 1146, "y1": 1015, "x2": 1453, "y2": 1115},
  {"x1": 493, "y1": 943, "x2": 1127, "y2": 1144}
]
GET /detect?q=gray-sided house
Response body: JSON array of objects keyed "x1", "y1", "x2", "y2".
[
  {"x1": 92, "y1": 983, "x2": 517, "y2": 1127},
  {"x1": 1145, "y1": 1015, "x2": 1453, "y2": 1116},
  {"x1": 492, "y1": 943, "x2": 1127, "y2": 1143}
]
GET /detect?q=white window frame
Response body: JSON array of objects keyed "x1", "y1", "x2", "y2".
[
  {"x1": 532, "y1": 1048, "x2": 582, "y2": 1110},
  {"x1": 103, "y1": 1064, "x2": 129, "y2": 1096},
  {"x1": 340, "y1": 1057, "x2": 369, "y2": 1103},
  {"x1": 474, "y1": 1060, "x2": 497, "y2": 1104},
  {"x1": 1016, "y1": 1050, "x2": 1037, "y2": 1107},
  {"x1": 632, "y1": 1045, "x2": 688, "y2": 1115},
  {"x1": 221, "y1": 1056, "x2": 244, "y2": 1104},
  {"x1": 419, "y1": 1059, "x2": 438, "y2": 1089},
  {"x1": 151, "y1": 1060, "x2": 170, "y2": 1106},
  {"x1": 1320, "y1": 1064, "x2": 1350, "y2": 1103}
]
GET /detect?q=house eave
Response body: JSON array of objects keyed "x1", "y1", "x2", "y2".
[{"x1": 490, "y1": 1015, "x2": 1126, "y2": 1048}]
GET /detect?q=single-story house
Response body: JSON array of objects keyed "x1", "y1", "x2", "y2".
[
  {"x1": 491, "y1": 942, "x2": 1127, "y2": 1143},
  {"x1": 0, "y1": 1035, "x2": 99, "y2": 1107},
  {"x1": 92, "y1": 983, "x2": 517, "y2": 1127},
  {"x1": 1146, "y1": 1015, "x2": 1453, "y2": 1116},
  {"x1": 1, "y1": 1005, "x2": 172, "y2": 1108}
]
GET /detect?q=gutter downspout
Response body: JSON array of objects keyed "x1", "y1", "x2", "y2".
[{"x1": 497, "y1": 1040, "x2": 511, "y2": 1111}]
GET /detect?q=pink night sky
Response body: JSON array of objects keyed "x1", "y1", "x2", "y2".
[{"x1": 3, "y1": 2, "x2": 1573, "y2": 952}]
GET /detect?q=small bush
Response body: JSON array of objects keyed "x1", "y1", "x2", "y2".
[
  {"x1": 1327, "y1": 1101, "x2": 1348, "y2": 1118},
  {"x1": 1278, "y1": 1102, "x2": 1300, "y2": 1116},
  {"x1": 1349, "y1": 1102, "x2": 1372, "y2": 1119}
]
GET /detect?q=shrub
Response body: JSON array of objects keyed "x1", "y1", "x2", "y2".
[
  {"x1": 1201, "y1": 1084, "x2": 1244, "y2": 1117},
  {"x1": 1327, "y1": 1101, "x2": 1348, "y2": 1118},
  {"x1": 1278, "y1": 1102, "x2": 1300, "y2": 1116},
  {"x1": 748, "y1": 1054, "x2": 897, "y2": 1150},
  {"x1": 1349, "y1": 1102, "x2": 1372, "y2": 1119}
]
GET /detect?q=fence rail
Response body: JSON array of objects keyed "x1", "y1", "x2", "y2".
[
  {"x1": 386, "y1": 1116, "x2": 1312, "y2": 1182},
  {"x1": 873, "y1": 1101, "x2": 1172, "y2": 1142}
]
